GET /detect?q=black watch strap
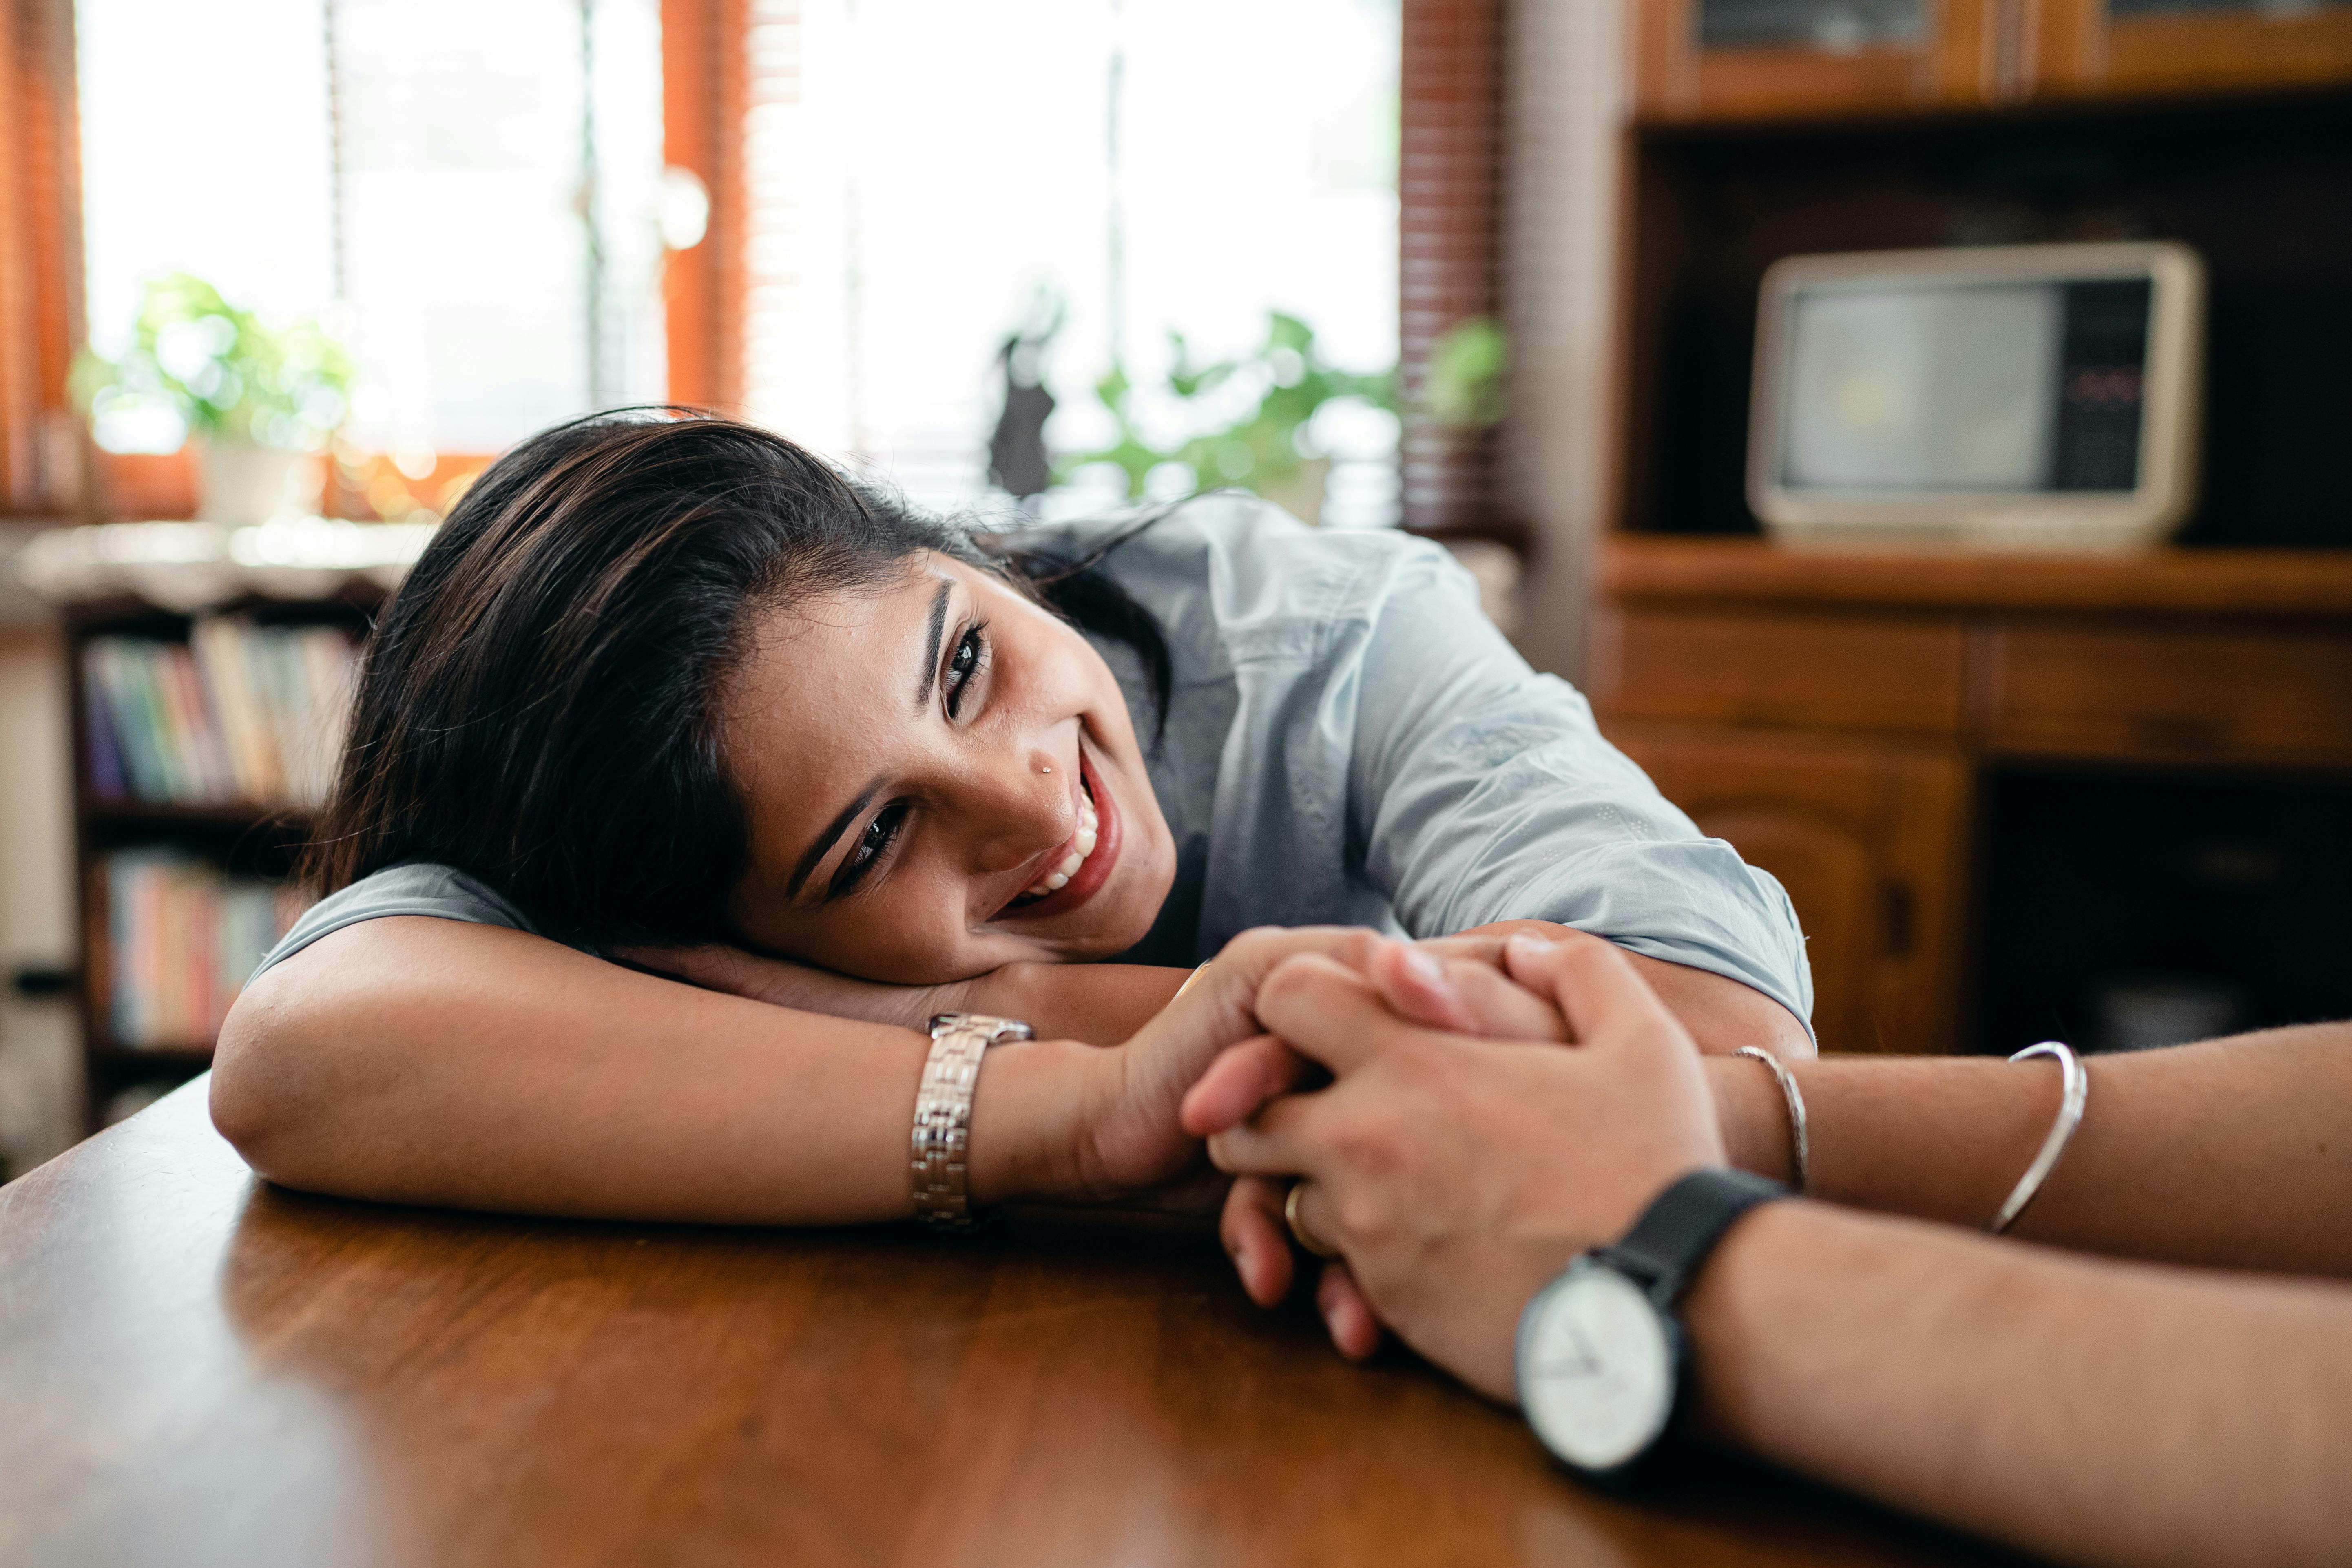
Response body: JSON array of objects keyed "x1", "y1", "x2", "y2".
[{"x1": 1593, "y1": 1166, "x2": 1789, "y2": 1312}]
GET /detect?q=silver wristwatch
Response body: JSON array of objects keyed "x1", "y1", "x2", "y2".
[{"x1": 910, "y1": 1012, "x2": 1035, "y2": 1229}]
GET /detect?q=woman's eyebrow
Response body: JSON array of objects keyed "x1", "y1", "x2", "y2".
[
  {"x1": 910, "y1": 578, "x2": 953, "y2": 710},
  {"x1": 788, "y1": 777, "x2": 883, "y2": 902}
]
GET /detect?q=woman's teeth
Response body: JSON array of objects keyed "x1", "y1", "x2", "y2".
[{"x1": 1023, "y1": 791, "x2": 1100, "y2": 896}]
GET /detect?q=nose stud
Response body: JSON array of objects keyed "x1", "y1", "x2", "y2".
[{"x1": 1038, "y1": 763, "x2": 1052, "y2": 774}]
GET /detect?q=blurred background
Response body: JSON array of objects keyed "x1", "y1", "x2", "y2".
[{"x1": 0, "y1": 0, "x2": 2348, "y2": 1175}]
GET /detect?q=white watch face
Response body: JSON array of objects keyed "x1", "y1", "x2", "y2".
[{"x1": 1519, "y1": 1262, "x2": 1676, "y2": 1473}]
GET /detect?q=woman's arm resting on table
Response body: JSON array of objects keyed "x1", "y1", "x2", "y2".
[
  {"x1": 1686, "y1": 1201, "x2": 2352, "y2": 1568},
  {"x1": 1708, "y1": 1023, "x2": 2352, "y2": 1276},
  {"x1": 615, "y1": 940, "x2": 1191, "y2": 1047},
  {"x1": 212, "y1": 916, "x2": 1398, "y2": 1225},
  {"x1": 212, "y1": 917, "x2": 1093, "y2": 1223}
]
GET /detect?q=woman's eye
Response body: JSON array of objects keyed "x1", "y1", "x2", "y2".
[
  {"x1": 841, "y1": 801, "x2": 908, "y2": 888},
  {"x1": 944, "y1": 624, "x2": 987, "y2": 719}
]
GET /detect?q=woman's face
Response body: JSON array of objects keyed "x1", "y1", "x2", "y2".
[{"x1": 717, "y1": 551, "x2": 1178, "y2": 984}]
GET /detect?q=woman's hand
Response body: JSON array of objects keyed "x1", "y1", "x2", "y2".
[
  {"x1": 1065, "y1": 927, "x2": 1426, "y2": 1204},
  {"x1": 613, "y1": 942, "x2": 977, "y2": 1033}
]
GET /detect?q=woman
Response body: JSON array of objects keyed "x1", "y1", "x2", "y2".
[{"x1": 212, "y1": 409, "x2": 1810, "y2": 1224}]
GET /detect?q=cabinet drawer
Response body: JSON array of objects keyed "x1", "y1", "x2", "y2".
[
  {"x1": 1612, "y1": 724, "x2": 1971, "y2": 1055},
  {"x1": 1595, "y1": 607, "x2": 1968, "y2": 735},
  {"x1": 1990, "y1": 623, "x2": 2352, "y2": 766}
]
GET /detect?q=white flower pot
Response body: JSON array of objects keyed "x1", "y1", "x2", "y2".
[{"x1": 195, "y1": 438, "x2": 325, "y2": 525}]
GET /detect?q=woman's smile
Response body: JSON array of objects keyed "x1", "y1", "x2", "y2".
[{"x1": 997, "y1": 746, "x2": 1122, "y2": 922}]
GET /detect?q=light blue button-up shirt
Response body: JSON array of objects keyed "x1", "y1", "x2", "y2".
[{"x1": 257, "y1": 495, "x2": 1812, "y2": 1031}]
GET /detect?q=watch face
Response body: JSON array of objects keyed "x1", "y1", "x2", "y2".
[{"x1": 1518, "y1": 1261, "x2": 1677, "y2": 1474}]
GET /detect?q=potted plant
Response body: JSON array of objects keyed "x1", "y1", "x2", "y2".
[
  {"x1": 1063, "y1": 311, "x2": 1398, "y2": 525},
  {"x1": 73, "y1": 273, "x2": 354, "y2": 524}
]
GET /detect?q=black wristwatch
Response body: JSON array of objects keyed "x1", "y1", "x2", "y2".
[{"x1": 1515, "y1": 1166, "x2": 1788, "y2": 1484}]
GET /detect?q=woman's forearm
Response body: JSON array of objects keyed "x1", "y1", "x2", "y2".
[
  {"x1": 1709, "y1": 1024, "x2": 2352, "y2": 1275},
  {"x1": 969, "y1": 962, "x2": 1191, "y2": 1046},
  {"x1": 212, "y1": 917, "x2": 1103, "y2": 1224},
  {"x1": 1684, "y1": 1201, "x2": 2352, "y2": 1568}
]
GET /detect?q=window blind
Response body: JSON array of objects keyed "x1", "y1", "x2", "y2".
[{"x1": 1400, "y1": 0, "x2": 1504, "y2": 535}]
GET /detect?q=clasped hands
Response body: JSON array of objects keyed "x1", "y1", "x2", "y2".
[
  {"x1": 1176, "y1": 926, "x2": 1732, "y2": 1402},
  {"x1": 623, "y1": 921, "x2": 1737, "y2": 1404}
]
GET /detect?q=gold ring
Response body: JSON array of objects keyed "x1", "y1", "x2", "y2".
[{"x1": 1284, "y1": 1180, "x2": 1341, "y2": 1259}]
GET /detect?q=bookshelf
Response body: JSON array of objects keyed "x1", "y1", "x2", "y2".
[{"x1": 66, "y1": 588, "x2": 379, "y2": 1130}]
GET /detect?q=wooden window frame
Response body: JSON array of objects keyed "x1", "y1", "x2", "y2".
[
  {"x1": 0, "y1": 0, "x2": 84, "y2": 518},
  {"x1": 660, "y1": 0, "x2": 742, "y2": 414}
]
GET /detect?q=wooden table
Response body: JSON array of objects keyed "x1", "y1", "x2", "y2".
[{"x1": 2, "y1": 1080, "x2": 2011, "y2": 1568}]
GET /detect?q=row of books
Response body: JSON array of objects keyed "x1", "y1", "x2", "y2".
[
  {"x1": 85, "y1": 618, "x2": 357, "y2": 808},
  {"x1": 104, "y1": 851, "x2": 307, "y2": 1048}
]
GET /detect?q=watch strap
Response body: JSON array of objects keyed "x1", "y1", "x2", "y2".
[
  {"x1": 910, "y1": 1012, "x2": 1034, "y2": 1229},
  {"x1": 1594, "y1": 1166, "x2": 1790, "y2": 1312}
]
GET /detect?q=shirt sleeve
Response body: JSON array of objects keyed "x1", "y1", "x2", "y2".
[
  {"x1": 1341, "y1": 540, "x2": 1815, "y2": 1033},
  {"x1": 250, "y1": 863, "x2": 563, "y2": 983}
]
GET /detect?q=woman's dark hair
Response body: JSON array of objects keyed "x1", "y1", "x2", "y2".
[{"x1": 303, "y1": 408, "x2": 1169, "y2": 945}]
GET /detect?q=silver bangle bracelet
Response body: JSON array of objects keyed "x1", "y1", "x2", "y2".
[
  {"x1": 1733, "y1": 1046, "x2": 1809, "y2": 1194},
  {"x1": 1989, "y1": 1040, "x2": 2089, "y2": 1235}
]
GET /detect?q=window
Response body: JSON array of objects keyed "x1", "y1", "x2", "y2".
[
  {"x1": 738, "y1": 0, "x2": 1403, "y2": 526},
  {"x1": 74, "y1": 0, "x2": 666, "y2": 470},
  {"x1": 57, "y1": 0, "x2": 1428, "y2": 527}
]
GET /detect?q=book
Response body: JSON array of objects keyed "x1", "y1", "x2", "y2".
[
  {"x1": 84, "y1": 619, "x2": 358, "y2": 808},
  {"x1": 103, "y1": 850, "x2": 303, "y2": 1048}
]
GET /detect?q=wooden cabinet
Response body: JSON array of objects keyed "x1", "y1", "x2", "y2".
[
  {"x1": 1594, "y1": 538, "x2": 2352, "y2": 1056},
  {"x1": 2037, "y1": 1, "x2": 2352, "y2": 102},
  {"x1": 1608, "y1": 724, "x2": 1973, "y2": 1056},
  {"x1": 1603, "y1": 13, "x2": 2352, "y2": 1055},
  {"x1": 1595, "y1": 605, "x2": 1968, "y2": 734},
  {"x1": 1635, "y1": 0, "x2": 2352, "y2": 123},
  {"x1": 1635, "y1": 0, "x2": 2006, "y2": 121},
  {"x1": 1987, "y1": 619, "x2": 2352, "y2": 767}
]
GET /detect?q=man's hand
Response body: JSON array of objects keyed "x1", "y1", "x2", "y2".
[
  {"x1": 1183, "y1": 940, "x2": 1567, "y2": 1354},
  {"x1": 1194, "y1": 931, "x2": 1729, "y2": 1401}
]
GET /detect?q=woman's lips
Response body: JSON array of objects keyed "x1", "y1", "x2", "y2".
[{"x1": 996, "y1": 748, "x2": 1123, "y2": 923}]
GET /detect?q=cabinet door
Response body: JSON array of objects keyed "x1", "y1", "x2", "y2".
[
  {"x1": 2036, "y1": 0, "x2": 2352, "y2": 99},
  {"x1": 1634, "y1": 0, "x2": 2008, "y2": 122},
  {"x1": 1609, "y1": 725, "x2": 1973, "y2": 1056}
]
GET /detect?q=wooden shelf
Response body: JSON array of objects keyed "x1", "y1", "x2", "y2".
[
  {"x1": 1602, "y1": 537, "x2": 2352, "y2": 618},
  {"x1": 86, "y1": 1040, "x2": 214, "y2": 1069},
  {"x1": 84, "y1": 800, "x2": 317, "y2": 829}
]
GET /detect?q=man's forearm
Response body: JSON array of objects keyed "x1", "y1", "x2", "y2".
[
  {"x1": 1682, "y1": 1201, "x2": 2352, "y2": 1568},
  {"x1": 1707, "y1": 1026, "x2": 2352, "y2": 1275}
]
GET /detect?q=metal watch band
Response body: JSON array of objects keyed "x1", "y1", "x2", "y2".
[
  {"x1": 1594, "y1": 1166, "x2": 1790, "y2": 1311},
  {"x1": 910, "y1": 1012, "x2": 1034, "y2": 1230}
]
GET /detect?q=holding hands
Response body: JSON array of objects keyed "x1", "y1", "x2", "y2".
[
  {"x1": 1184, "y1": 930, "x2": 1731, "y2": 1401},
  {"x1": 623, "y1": 913, "x2": 1742, "y2": 1385}
]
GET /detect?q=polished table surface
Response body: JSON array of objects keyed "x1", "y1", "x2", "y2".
[{"x1": 2, "y1": 1078, "x2": 2017, "y2": 1567}]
